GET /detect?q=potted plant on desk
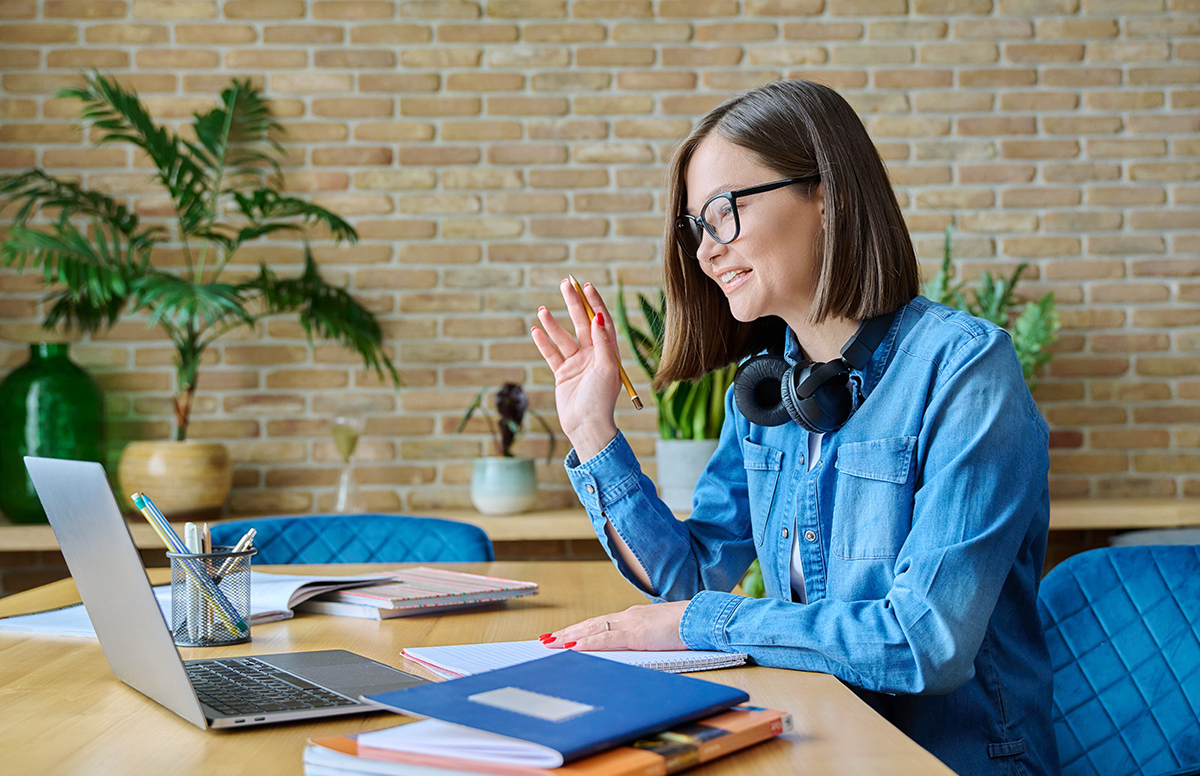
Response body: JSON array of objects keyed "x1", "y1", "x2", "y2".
[
  {"x1": 614, "y1": 283, "x2": 737, "y2": 513},
  {"x1": 456, "y1": 383, "x2": 556, "y2": 515},
  {"x1": 0, "y1": 72, "x2": 399, "y2": 516}
]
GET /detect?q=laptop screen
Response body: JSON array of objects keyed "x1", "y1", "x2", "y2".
[{"x1": 25, "y1": 456, "x2": 209, "y2": 728}]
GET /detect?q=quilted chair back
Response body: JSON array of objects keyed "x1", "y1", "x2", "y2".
[
  {"x1": 1038, "y1": 545, "x2": 1200, "y2": 776},
  {"x1": 209, "y1": 514, "x2": 494, "y2": 565}
]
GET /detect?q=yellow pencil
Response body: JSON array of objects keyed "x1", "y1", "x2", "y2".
[{"x1": 568, "y1": 274, "x2": 643, "y2": 411}]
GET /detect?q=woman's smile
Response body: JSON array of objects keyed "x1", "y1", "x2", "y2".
[{"x1": 717, "y1": 267, "x2": 752, "y2": 293}]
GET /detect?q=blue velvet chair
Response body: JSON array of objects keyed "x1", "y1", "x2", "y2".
[
  {"x1": 1038, "y1": 545, "x2": 1200, "y2": 776},
  {"x1": 209, "y1": 514, "x2": 494, "y2": 565}
]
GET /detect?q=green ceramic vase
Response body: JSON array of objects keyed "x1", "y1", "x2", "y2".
[{"x1": 0, "y1": 343, "x2": 105, "y2": 523}]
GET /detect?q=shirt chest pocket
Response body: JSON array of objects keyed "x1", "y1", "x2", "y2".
[
  {"x1": 831, "y1": 436, "x2": 917, "y2": 560},
  {"x1": 743, "y1": 438, "x2": 783, "y2": 547}
]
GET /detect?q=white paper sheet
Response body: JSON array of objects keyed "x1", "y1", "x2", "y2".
[{"x1": 358, "y1": 718, "x2": 564, "y2": 768}]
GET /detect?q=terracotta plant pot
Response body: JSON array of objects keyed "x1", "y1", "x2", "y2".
[{"x1": 117, "y1": 440, "x2": 233, "y2": 518}]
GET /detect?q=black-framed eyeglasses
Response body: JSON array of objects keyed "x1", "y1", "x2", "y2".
[{"x1": 674, "y1": 176, "x2": 818, "y2": 258}]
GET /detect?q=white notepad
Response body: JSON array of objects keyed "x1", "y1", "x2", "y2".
[{"x1": 402, "y1": 639, "x2": 748, "y2": 679}]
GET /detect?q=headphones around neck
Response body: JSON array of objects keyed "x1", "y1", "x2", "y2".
[{"x1": 732, "y1": 311, "x2": 896, "y2": 433}]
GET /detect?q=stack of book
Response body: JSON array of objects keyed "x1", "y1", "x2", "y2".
[
  {"x1": 295, "y1": 567, "x2": 538, "y2": 620},
  {"x1": 304, "y1": 651, "x2": 791, "y2": 776}
]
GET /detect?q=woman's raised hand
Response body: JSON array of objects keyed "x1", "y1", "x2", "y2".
[{"x1": 531, "y1": 279, "x2": 622, "y2": 461}]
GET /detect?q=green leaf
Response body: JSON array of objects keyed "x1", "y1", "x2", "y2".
[
  {"x1": 922, "y1": 225, "x2": 967, "y2": 307},
  {"x1": 0, "y1": 223, "x2": 138, "y2": 332},
  {"x1": 927, "y1": 223, "x2": 1058, "y2": 390},
  {"x1": 740, "y1": 559, "x2": 765, "y2": 598},
  {"x1": 60, "y1": 71, "x2": 214, "y2": 242},
  {"x1": 229, "y1": 190, "x2": 358, "y2": 258},
  {"x1": 1012, "y1": 292, "x2": 1060, "y2": 390},
  {"x1": 455, "y1": 388, "x2": 486, "y2": 433},
  {"x1": 192, "y1": 78, "x2": 284, "y2": 191},
  {"x1": 615, "y1": 281, "x2": 663, "y2": 384},
  {"x1": 236, "y1": 246, "x2": 398, "y2": 387},
  {"x1": 133, "y1": 274, "x2": 250, "y2": 330}
]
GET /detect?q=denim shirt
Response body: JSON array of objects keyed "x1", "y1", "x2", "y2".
[{"x1": 565, "y1": 296, "x2": 1058, "y2": 776}]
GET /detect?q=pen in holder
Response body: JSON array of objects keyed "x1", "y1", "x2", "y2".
[{"x1": 166, "y1": 546, "x2": 256, "y2": 647}]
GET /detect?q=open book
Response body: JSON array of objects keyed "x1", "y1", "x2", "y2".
[
  {"x1": 0, "y1": 570, "x2": 391, "y2": 637},
  {"x1": 305, "y1": 705, "x2": 792, "y2": 776},
  {"x1": 295, "y1": 567, "x2": 538, "y2": 620},
  {"x1": 402, "y1": 639, "x2": 749, "y2": 678}
]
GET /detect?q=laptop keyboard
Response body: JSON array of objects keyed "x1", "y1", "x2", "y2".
[{"x1": 186, "y1": 657, "x2": 358, "y2": 717}]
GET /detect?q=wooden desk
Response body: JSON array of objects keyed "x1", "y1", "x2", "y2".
[{"x1": 0, "y1": 560, "x2": 953, "y2": 776}]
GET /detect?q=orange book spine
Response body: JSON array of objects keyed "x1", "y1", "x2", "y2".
[{"x1": 307, "y1": 707, "x2": 791, "y2": 776}]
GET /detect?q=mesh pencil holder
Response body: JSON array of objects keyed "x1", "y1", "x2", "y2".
[{"x1": 166, "y1": 547, "x2": 256, "y2": 647}]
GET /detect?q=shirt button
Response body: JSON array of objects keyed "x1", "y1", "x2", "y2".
[
  {"x1": 799, "y1": 455, "x2": 805, "y2": 465},
  {"x1": 804, "y1": 530, "x2": 817, "y2": 542},
  {"x1": 585, "y1": 484, "x2": 595, "y2": 494},
  {"x1": 781, "y1": 527, "x2": 789, "y2": 539}
]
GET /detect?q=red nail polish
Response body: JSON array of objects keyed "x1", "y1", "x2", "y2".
[
  {"x1": 596, "y1": 312, "x2": 605, "y2": 327},
  {"x1": 543, "y1": 636, "x2": 556, "y2": 643},
  {"x1": 563, "y1": 641, "x2": 577, "y2": 648},
  {"x1": 539, "y1": 633, "x2": 551, "y2": 640},
  {"x1": 538, "y1": 306, "x2": 546, "y2": 312}
]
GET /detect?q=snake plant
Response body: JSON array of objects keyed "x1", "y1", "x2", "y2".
[{"x1": 614, "y1": 282, "x2": 736, "y2": 441}]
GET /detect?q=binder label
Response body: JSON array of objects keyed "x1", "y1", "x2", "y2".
[{"x1": 468, "y1": 686, "x2": 597, "y2": 722}]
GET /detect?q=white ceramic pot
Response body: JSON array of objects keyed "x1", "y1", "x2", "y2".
[
  {"x1": 470, "y1": 456, "x2": 537, "y2": 515},
  {"x1": 655, "y1": 438, "x2": 720, "y2": 513}
]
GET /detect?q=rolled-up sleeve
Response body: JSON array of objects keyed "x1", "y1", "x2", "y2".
[{"x1": 565, "y1": 393, "x2": 757, "y2": 600}]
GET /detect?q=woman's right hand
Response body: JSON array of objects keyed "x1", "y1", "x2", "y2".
[{"x1": 530, "y1": 279, "x2": 622, "y2": 461}]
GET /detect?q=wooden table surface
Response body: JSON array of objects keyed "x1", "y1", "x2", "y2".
[{"x1": 0, "y1": 560, "x2": 953, "y2": 776}]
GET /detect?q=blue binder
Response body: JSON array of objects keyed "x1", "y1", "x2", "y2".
[{"x1": 364, "y1": 650, "x2": 750, "y2": 764}]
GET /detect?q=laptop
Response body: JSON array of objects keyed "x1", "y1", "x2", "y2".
[{"x1": 24, "y1": 455, "x2": 428, "y2": 730}]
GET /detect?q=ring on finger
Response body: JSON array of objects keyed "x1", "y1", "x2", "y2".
[{"x1": 605, "y1": 621, "x2": 611, "y2": 632}]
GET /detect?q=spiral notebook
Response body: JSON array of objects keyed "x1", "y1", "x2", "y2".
[{"x1": 402, "y1": 639, "x2": 748, "y2": 679}]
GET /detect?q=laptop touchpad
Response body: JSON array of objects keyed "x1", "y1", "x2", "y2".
[{"x1": 267, "y1": 650, "x2": 428, "y2": 695}]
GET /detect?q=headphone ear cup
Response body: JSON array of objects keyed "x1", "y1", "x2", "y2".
[
  {"x1": 733, "y1": 354, "x2": 793, "y2": 427},
  {"x1": 784, "y1": 360, "x2": 852, "y2": 433}
]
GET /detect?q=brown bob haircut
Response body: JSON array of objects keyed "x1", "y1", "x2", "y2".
[{"x1": 654, "y1": 79, "x2": 919, "y2": 391}]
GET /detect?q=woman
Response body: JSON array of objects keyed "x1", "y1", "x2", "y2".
[{"x1": 530, "y1": 80, "x2": 1057, "y2": 776}]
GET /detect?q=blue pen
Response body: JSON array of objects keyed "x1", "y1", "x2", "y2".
[{"x1": 132, "y1": 493, "x2": 248, "y2": 634}]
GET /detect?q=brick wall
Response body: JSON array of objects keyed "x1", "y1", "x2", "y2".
[{"x1": 0, "y1": 0, "x2": 1198, "y2": 518}]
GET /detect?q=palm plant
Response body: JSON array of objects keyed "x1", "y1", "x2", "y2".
[
  {"x1": 613, "y1": 282, "x2": 736, "y2": 440},
  {"x1": 0, "y1": 72, "x2": 398, "y2": 440}
]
